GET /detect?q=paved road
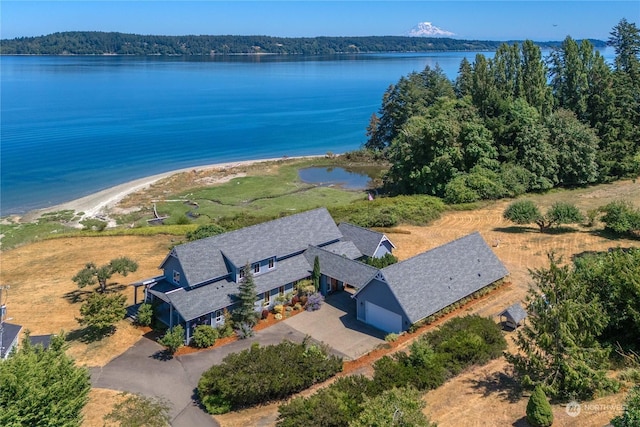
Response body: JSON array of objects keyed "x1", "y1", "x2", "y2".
[
  {"x1": 91, "y1": 293, "x2": 384, "y2": 426},
  {"x1": 91, "y1": 322, "x2": 308, "y2": 427}
]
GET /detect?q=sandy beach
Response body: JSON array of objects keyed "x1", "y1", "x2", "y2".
[{"x1": 21, "y1": 155, "x2": 321, "y2": 222}]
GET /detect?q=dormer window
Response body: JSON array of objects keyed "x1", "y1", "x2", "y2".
[
  {"x1": 253, "y1": 263, "x2": 260, "y2": 274},
  {"x1": 173, "y1": 270, "x2": 180, "y2": 285},
  {"x1": 239, "y1": 268, "x2": 245, "y2": 279},
  {"x1": 269, "y1": 258, "x2": 275, "y2": 269}
]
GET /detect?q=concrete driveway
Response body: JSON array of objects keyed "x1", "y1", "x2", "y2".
[
  {"x1": 90, "y1": 292, "x2": 384, "y2": 426},
  {"x1": 282, "y1": 291, "x2": 386, "y2": 360}
]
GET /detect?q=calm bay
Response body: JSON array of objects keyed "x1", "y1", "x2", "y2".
[{"x1": 0, "y1": 49, "x2": 614, "y2": 215}]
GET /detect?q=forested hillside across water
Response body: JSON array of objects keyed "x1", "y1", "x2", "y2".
[
  {"x1": 365, "y1": 19, "x2": 640, "y2": 203},
  {"x1": 0, "y1": 31, "x2": 605, "y2": 55}
]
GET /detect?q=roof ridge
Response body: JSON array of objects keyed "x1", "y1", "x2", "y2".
[
  {"x1": 339, "y1": 221, "x2": 384, "y2": 236},
  {"x1": 382, "y1": 231, "x2": 482, "y2": 271},
  {"x1": 307, "y1": 244, "x2": 381, "y2": 273}
]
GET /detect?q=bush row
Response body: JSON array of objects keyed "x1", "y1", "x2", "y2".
[
  {"x1": 198, "y1": 340, "x2": 342, "y2": 414},
  {"x1": 277, "y1": 315, "x2": 506, "y2": 426},
  {"x1": 329, "y1": 194, "x2": 445, "y2": 228}
]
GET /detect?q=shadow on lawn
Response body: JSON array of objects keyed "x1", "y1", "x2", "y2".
[
  {"x1": 467, "y1": 367, "x2": 522, "y2": 404},
  {"x1": 63, "y1": 283, "x2": 128, "y2": 304},
  {"x1": 66, "y1": 325, "x2": 117, "y2": 344}
]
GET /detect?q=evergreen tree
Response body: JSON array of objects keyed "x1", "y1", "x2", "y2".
[
  {"x1": 455, "y1": 57, "x2": 473, "y2": 97},
  {"x1": 0, "y1": 333, "x2": 91, "y2": 427},
  {"x1": 608, "y1": 18, "x2": 640, "y2": 74},
  {"x1": 506, "y1": 254, "x2": 618, "y2": 400},
  {"x1": 526, "y1": 385, "x2": 554, "y2": 427},
  {"x1": 312, "y1": 256, "x2": 321, "y2": 292},
  {"x1": 233, "y1": 264, "x2": 259, "y2": 328}
]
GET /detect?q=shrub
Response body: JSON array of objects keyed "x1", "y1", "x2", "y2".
[
  {"x1": 234, "y1": 321, "x2": 254, "y2": 339},
  {"x1": 104, "y1": 392, "x2": 171, "y2": 427},
  {"x1": 217, "y1": 311, "x2": 234, "y2": 338},
  {"x1": 77, "y1": 292, "x2": 127, "y2": 337},
  {"x1": 136, "y1": 303, "x2": 153, "y2": 327},
  {"x1": 273, "y1": 304, "x2": 284, "y2": 314},
  {"x1": 275, "y1": 313, "x2": 283, "y2": 320},
  {"x1": 600, "y1": 200, "x2": 640, "y2": 236},
  {"x1": 526, "y1": 386, "x2": 554, "y2": 427},
  {"x1": 293, "y1": 303, "x2": 303, "y2": 311},
  {"x1": 611, "y1": 385, "x2": 640, "y2": 427},
  {"x1": 305, "y1": 292, "x2": 324, "y2": 311},
  {"x1": 261, "y1": 309, "x2": 269, "y2": 320},
  {"x1": 198, "y1": 340, "x2": 342, "y2": 414},
  {"x1": 385, "y1": 333, "x2": 399, "y2": 342},
  {"x1": 158, "y1": 325, "x2": 184, "y2": 354},
  {"x1": 192, "y1": 325, "x2": 218, "y2": 349},
  {"x1": 80, "y1": 218, "x2": 107, "y2": 231},
  {"x1": 365, "y1": 253, "x2": 398, "y2": 268},
  {"x1": 186, "y1": 223, "x2": 226, "y2": 241}
]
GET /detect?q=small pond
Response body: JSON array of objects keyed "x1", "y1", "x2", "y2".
[{"x1": 298, "y1": 167, "x2": 374, "y2": 190}]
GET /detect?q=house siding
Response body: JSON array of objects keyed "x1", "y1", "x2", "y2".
[
  {"x1": 373, "y1": 240, "x2": 394, "y2": 258},
  {"x1": 162, "y1": 256, "x2": 188, "y2": 288},
  {"x1": 354, "y1": 279, "x2": 410, "y2": 330}
]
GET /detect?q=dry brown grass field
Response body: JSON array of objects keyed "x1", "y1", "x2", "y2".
[{"x1": 1, "y1": 175, "x2": 638, "y2": 426}]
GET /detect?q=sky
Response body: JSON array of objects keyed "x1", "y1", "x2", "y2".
[{"x1": 1, "y1": 1, "x2": 638, "y2": 42}]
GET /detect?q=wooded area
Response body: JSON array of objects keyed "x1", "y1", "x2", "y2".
[
  {"x1": 366, "y1": 19, "x2": 640, "y2": 202},
  {"x1": 0, "y1": 31, "x2": 605, "y2": 55}
]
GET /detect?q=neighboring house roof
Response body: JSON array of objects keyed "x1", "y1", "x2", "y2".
[
  {"x1": 321, "y1": 240, "x2": 363, "y2": 260},
  {"x1": 1, "y1": 322, "x2": 22, "y2": 358},
  {"x1": 500, "y1": 303, "x2": 527, "y2": 325},
  {"x1": 376, "y1": 232, "x2": 509, "y2": 323},
  {"x1": 29, "y1": 334, "x2": 52, "y2": 350},
  {"x1": 338, "y1": 222, "x2": 395, "y2": 258},
  {"x1": 304, "y1": 246, "x2": 380, "y2": 289}
]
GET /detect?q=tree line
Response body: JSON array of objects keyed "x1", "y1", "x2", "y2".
[
  {"x1": 365, "y1": 19, "x2": 640, "y2": 202},
  {"x1": 0, "y1": 31, "x2": 605, "y2": 55}
]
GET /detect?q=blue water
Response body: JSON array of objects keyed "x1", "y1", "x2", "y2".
[
  {"x1": 0, "y1": 49, "x2": 615, "y2": 215},
  {"x1": 299, "y1": 167, "x2": 372, "y2": 190}
]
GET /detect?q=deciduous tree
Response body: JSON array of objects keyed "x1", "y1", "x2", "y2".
[
  {"x1": 349, "y1": 387, "x2": 435, "y2": 427},
  {"x1": 72, "y1": 256, "x2": 138, "y2": 293}
]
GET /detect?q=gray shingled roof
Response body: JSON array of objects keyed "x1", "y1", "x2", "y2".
[
  {"x1": 170, "y1": 241, "x2": 229, "y2": 286},
  {"x1": 200, "y1": 208, "x2": 342, "y2": 267},
  {"x1": 321, "y1": 240, "x2": 363, "y2": 260},
  {"x1": 253, "y1": 255, "x2": 312, "y2": 294},
  {"x1": 167, "y1": 279, "x2": 239, "y2": 321},
  {"x1": 338, "y1": 222, "x2": 394, "y2": 258},
  {"x1": 1, "y1": 322, "x2": 22, "y2": 358},
  {"x1": 379, "y1": 232, "x2": 509, "y2": 323},
  {"x1": 304, "y1": 246, "x2": 380, "y2": 289},
  {"x1": 167, "y1": 208, "x2": 343, "y2": 287},
  {"x1": 500, "y1": 303, "x2": 527, "y2": 324}
]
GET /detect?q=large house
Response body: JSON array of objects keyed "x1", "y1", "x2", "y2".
[{"x1": 138, "y1": 207, "x2": 507, "y2": 340}]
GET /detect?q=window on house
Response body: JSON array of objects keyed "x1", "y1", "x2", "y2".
[
  {"x1": 269, "y1": 258, "x2": 275, "y2": 269},
  {"x1": 279, "y1": 286, "x2": 285, "y2": 295},
  {"x1": 253, "y1": 263, "x2": 260, "y2": 274},
  {"x1": 215, "y1": 310, "x2": 223, "y2": 324},
  {"x1": 173, "y1": 270, "x2": 180, "y2": 285},
  {"x1": 239, "y1": 268, "x2": 245, "y2": 279},
  {"x1": 264, "y1": 291, "x2": 270, "y2": 303}
]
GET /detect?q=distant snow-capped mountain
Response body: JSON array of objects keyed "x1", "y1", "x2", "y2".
[{"x1": 405, "y1": 22, "x2": 455, "y2": 38}]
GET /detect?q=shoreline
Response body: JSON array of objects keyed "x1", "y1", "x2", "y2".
[{"x1": 19, "y1": 155, "x2": 322, "y2": 223}]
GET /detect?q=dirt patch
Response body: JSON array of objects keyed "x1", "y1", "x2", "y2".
[{"x1": 83, "y1": 388, "x2": 124, "y2": 427}]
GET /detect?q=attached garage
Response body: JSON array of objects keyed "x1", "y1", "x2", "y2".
[{"x1": 365, "y1": 301, "x2": 402, "y2": 333}]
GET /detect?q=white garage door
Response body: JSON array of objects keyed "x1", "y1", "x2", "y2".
[{"x1": 365, "y1": 301, "x2": 402, "y2": 333}]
